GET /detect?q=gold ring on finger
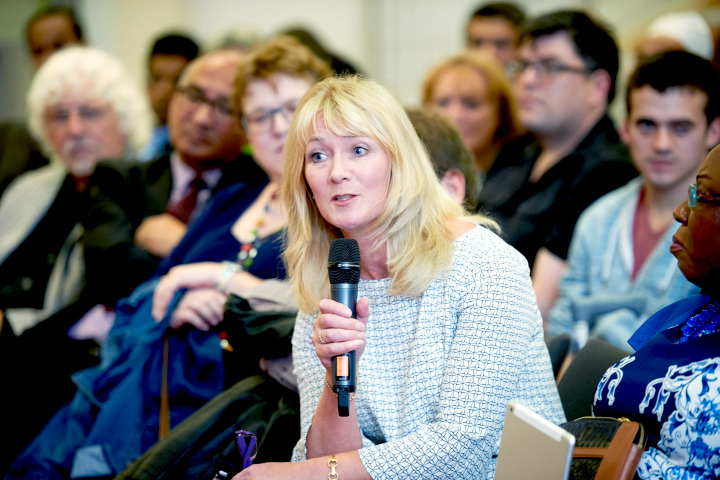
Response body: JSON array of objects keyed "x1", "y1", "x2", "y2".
[{"x1": 318, "y1": 328, "x2": 327, "y2": 344}]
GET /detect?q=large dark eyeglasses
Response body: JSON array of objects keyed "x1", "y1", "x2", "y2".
[
  {"x1": 688, "y1": 183, "x2": 720, "y2": 208},
  {"x1": 176, "y1": 85, "x2": 235, "y2": 118},
  {"x1": 507, "y1": 59, "x2": 591, "y2": 81},
  {"x1": 241, "y1": 99, "x2": 300, "y2": 134},
  {"x1": 235, "y1": 429, "x2": 258, "y2": 470}
]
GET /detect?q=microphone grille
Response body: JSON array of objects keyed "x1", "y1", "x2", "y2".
[
  {"x1": 329, "y1": 238, "x2": 361, "y2": 263},
  {"x1": 328, "y1": 238, "x2": 361, "y2": 284}
]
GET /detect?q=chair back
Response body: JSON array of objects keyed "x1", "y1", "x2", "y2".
[{"x1": 557, "y1": 339, "x2": 630, "y2": 421}]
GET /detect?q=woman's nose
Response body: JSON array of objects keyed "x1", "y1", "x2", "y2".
[
  {"x1": 271, "y1": 110, "x2": 291, "y2": 136},
  {"x1": 329, "y1": 157, "x2": 350, "y2": 183},
  {"x1": 673, "y1": 199, "x2": 690, "y2": 225}
]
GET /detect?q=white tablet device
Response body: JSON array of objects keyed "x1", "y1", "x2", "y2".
[{"x1": 494, "y1": 401, "x2": 575, "y2": 480}]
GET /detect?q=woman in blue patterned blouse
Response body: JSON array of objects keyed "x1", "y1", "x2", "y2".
[
  {"x1": 232, "y1": 75, "x2": 565, "y2": 480},
  {"x1": 594, "y1": 145, "x2": 720, "y2": 479}
]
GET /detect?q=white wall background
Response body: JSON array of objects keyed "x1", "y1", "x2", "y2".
[{"x1": 0, "y1": 0, "x2": 710, "y2": 123}]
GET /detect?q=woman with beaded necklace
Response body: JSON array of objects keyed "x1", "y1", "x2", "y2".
[
  {"x1": 592, "y1": 145, "x2": 720, "y2": 479},
  {"x1": 151, "y1": 35, "x2": 330, "y2": 328}
]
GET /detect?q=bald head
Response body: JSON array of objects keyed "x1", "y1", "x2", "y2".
[
  {"x1": 177, "y1": 49, "x2": 245, "y2": 89},
  {"x1": 168, "y1": 49, "x2": 246, "y2": 169}
]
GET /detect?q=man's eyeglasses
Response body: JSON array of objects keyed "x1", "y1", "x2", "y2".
[
  {"x1": 176, "y1": 85, "x2": 235, "y2": 119},
  {"x1": 241, "y1": 99, "x2": 300, "y2": 134},
  {"x1": 46, "y1": 105, "x2": 110, "y2": 125},
  {"x1": 688, "y1": 183, "x2": 720, "y2": 208},
  {"x1": 507, "y1": 59, "x2": 591, "y2": 81}
]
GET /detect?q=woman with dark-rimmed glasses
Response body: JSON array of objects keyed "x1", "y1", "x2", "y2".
[{"x1": 593, "y1": 145, "x2": 720, "y2": 479}]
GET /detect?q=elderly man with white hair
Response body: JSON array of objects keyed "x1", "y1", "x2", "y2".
[
  {"x1": 0, "y1": 46, "x2": 150, "y2": 475},
  {"x1": 0, "y1": 46, "x2": 150, "y2": 336}
]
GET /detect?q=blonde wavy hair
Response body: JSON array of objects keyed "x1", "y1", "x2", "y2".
[{"x1": 283, "y1": 75, "x2": 497, "y2": 313}]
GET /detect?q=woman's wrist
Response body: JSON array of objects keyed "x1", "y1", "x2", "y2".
[
  {"x1": 216, "y1": 261, "x2": 241, "y2": 294},
  {"x1": 225, "y1": 270, "x2": 263, "y2": 298}
]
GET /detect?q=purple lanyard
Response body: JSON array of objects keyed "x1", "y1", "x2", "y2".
[{"x1": 235, "y1": 430, "x2": 258, "y2": 469}]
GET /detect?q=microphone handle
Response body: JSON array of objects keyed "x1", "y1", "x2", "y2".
[{"x1": 330, "y1": 283, "x2": 358, "y2": 417}]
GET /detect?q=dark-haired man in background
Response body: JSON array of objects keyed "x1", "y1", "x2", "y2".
[
  {"x1": 548, "y1": 51, "x2": 720, "y2": 349},
  {"x1": 139, "y1": 33, "x2": 201, "y2": 161},
  {"x1": 25, "y1": 6, "x2": 84, "y2": 70},
  {"x1": 466, "y1": 2, "x2": 525, "y2": 67},
  {"x1": 476, "y1": 10, "x2": 638, "y2": 319}
]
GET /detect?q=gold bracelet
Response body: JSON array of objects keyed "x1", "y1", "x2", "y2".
[
  {"x1": 328, "y1": 454, "x2": 339, "y2": 480},
  {"x1": 324, "y1": 376, "x2": 355, "y2": 400}
]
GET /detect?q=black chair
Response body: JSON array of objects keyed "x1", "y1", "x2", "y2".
[
  {"x1": 557, "y1": 339, "x2": 630, "y2": 421},
  {"x1": 545, "y1": 333, "x2": 571, "y2": 379}
]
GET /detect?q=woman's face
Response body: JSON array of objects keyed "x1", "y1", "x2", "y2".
[
  {"x1": 671, "y1": 150, "x2": 720, "y2": 287},
  {"x1": 242, "y1": 73, "x2": 313, "y2": 182},
  {"x1": 428, "y1": 65, "x2": 499, "y2": 158},
  {"x1": 304, "y1": 119, "x2": 391, "y2": 240}
]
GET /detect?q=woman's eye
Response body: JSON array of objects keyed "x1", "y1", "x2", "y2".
[
  {"x1": 352, "y1": 146, "x2": 367, "y2": 156},
  {"x1": 462, "y1": 99, "x2": 480, "y2": 109},
  {"x1": 309, "y1": 152, "x2": 326, "y2": 163}
]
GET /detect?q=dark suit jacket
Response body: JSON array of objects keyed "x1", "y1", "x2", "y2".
[{"x1": 83, "y1": 152, "x2": 266, "y2": 305}]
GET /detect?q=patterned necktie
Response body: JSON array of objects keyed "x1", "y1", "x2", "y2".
[{"x1": 166, "y1": 176, "x2": 208, "y2": 224}]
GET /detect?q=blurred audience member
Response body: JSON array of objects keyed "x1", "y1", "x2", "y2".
[
  {"x1": 548, "y1": 52, "x2": 720, "y2": 349},
  {"x1": 422, "y1": 51, "x2": 521, "y2": 188},
  {"x1": 138, "y1": 33, "x2": 201, "y2": 162},
  {"x1": 466, "y1": 2, "x2": 525, "y2": 67},
  {"x1": 0, "y1": 45, "x2": 151, "y2": 335},
  {"x1": 283, "y1": 27, "x2": 359, "y2": 75},
  {"x1": 25, "y1": 6, "x2": 84, "y2": 70},
  {"x1": 636, "y1": 11, "x2": 714, "y2": 64},
  {"x1": 85, "y1": 49, "x2": 266, "y2": 307},
  {"x1": 0, "y1": 45, "x2": 150, "y2": 474},
  {"x1": 477, "y1": 10, "x2": 638, "y2": 316},
  {"x1": 406, "y1": 106, "x2": 479, "y2": 208}
]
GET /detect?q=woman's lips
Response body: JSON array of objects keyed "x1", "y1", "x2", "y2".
[
  {"x1": 670, "y1": 236, "x2": 684, "y2": 253},
  {"x1": 332, "y1": 194, "x2": 356, "y2": 206}
]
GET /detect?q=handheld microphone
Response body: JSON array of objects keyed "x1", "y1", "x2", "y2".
[{"x1": 328, "y1": 238, "x2": 361, "y2": 417}]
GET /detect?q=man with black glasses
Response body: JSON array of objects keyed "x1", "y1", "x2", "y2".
[
  {"x1": 85, "y1": 49, "x2": 266, "y2": 305},
  {"x1": 476, "y1": 10, "x2": 638, "y2": 320}
]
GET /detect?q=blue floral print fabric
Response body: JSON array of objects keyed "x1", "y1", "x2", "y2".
[{"x1": 593, "y1": 298, "x2": 720, "y2": 480}]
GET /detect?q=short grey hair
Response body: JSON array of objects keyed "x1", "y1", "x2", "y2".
[{"x1": 27, "y1": 45, "x2": 152, "y2": 157}]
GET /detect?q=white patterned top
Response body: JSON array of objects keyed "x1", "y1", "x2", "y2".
[{"x1": 291, "y1": 225, "x2": 566, "y2": 479}]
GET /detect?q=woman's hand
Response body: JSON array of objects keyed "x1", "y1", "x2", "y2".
[
  {"x1": 152, "y1": 262, "x2": 224, "y2": 320},
  {"x1": 312, "y1": 297, "x2": 369, "y2": 371},
  {"x1": 168, "y1": 287, "x2": 226, "y2": 331}
]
